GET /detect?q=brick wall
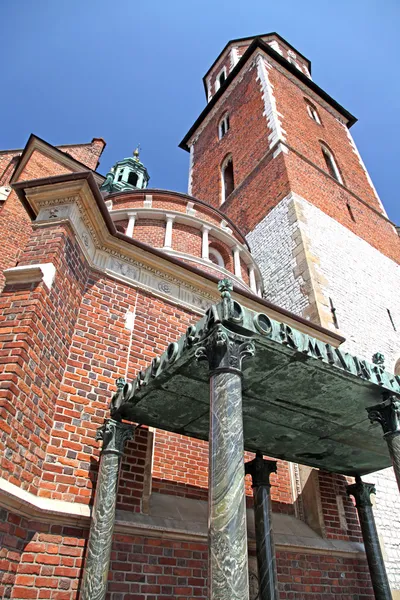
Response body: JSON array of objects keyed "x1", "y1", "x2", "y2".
[
  {"x1": 0, "y1": 506, "x2": 374, "y2": 600},
  {"x1": 60, "y1": 139, "x2": 105, "y2": 171},
  {"x1": 0, "y1": 139, "x2": 105, "y2": 291},
  {"x1": 0, "y1": 224, "x2": 89, "y2": 494},
  {"x1": 191, "y1": 61, "x2": 272, "y2": 209},
  {"x1": 108, "y1": 535, "x2": 208, "y2": 600},
  {"x1": 189, "y1": 50, "x2": 400, "y2": 264},
  {"x1": 276, "y1": 550, "x2": 373, "y2": 599},
  {"x1": 0, "y1": 507, "x2": 87, "y2": 600}
]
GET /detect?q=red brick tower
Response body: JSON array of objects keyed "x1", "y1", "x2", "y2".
[
  {"x1": 182, "y1": 32, "x2": 400, "y2": 591},
  {"x1": 182, "y1": 33, "x2": 399, "y2": 265}
]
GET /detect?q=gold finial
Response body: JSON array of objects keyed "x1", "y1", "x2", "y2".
[{"x1": 133, "y1": 144, "x2": 140, "y2": 160}]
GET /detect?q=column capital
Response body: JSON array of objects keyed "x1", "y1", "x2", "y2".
[
  {"x1": 347, "y1": 476, "x2": 375, "y2": 508},
  {"x1": 96, "y1": 418, "x2": 135, "y2": 455},
  {"x1": 367, "y1": 393, "x2": 400, "y2": 436},
  {"x1": 165, "y1": 213, "x2": 176, "y2": 221},
  {"x1": 195, "y1": 324, "x2": 255, "y2": 376},
  {"x1": 245, "y1": 451, "x2": 277, "y2": 488}
]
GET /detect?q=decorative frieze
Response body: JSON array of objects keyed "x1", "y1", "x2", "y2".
[{"x1": 34, "y1": 198, "x2": 215, "y2": 312}]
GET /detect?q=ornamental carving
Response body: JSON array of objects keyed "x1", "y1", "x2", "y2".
[
  {"x1": 195, "y1": 324, "x2": 255, "y2": 375},
  {"x1": 346, "y1": 478, "x2": 375, "y2": 508},
  {"x1": 96, "y1": 419, "x2": 135, "y2": 455},
  {"x1": 245, "y1": 451, "x2": 277, "y2": 488},
  {"x1": 367, "y1": 394, "x2": 400, "y2": 436}
]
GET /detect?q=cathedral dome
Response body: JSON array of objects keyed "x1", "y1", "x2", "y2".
[{"x1": 103, "y1": 185, "x2": 263, "y2": 295}]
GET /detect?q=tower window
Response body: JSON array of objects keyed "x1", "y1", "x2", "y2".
[
  {"x1": 221, "y1": 155, "x2": 234, "y2": 204},
  {"x1": 117, "y1": 169, "x2": 124, "y2": 182},
  {"x1": 128, "y1": 172, "x2": 138, "y2": 186},
  {"x1": 306, "y1": 101, "x2": 321, "y2": 124},
  {"x1": 215, "y1": 67, "x2": 227, "y2": 92},
  {"x1": 321, "y1": 144, "x2": 343, "y2": 183},
  {"x1": 218, "y1": 114, "x2": 230, "y2": 139}
]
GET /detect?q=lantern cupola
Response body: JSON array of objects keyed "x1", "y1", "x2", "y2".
[{"x1": 101, "y1": 147, "x2": 150, "y2": 194}]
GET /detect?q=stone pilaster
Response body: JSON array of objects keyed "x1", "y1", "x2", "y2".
[
  {"x1": 347, "y1": 476, "x2": 391, "y2": 600},
  {"x1": 80, "y1": 419, "x2": 135, "y2": 600},
  {"x1": 245, "y1": 452, "x2": 278, "y2": 600}
]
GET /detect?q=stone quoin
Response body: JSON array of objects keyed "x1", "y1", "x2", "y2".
[{"x1": 0, "y1": 31, "x2": 400, "y2": 600}]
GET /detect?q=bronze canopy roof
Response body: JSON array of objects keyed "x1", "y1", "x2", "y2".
[{"x1": 113, "y1": 295, "x2": 398, "y2": 476}]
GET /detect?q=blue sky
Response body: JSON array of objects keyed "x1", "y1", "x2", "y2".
[{"x1": 1, "y1": 1, "x2": 400, "y2": 221}]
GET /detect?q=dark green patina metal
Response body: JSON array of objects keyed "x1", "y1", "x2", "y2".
[{"x1": 112, "y1": 284, "x2": 400, "y2": 475}]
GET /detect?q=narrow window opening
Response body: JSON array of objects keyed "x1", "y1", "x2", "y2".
[
  {"x1": 117, "y1": 170, "x2": 124, "y2": 182},
  {"x1": 346, "y1": 203, "x2": 356, "y2": 222},
  {"x1": 218, "y1": 114, "x2": 230, "y2": 139},
  {"x1": 329, "y1": 297, "x2": 339, "y2": 329},
  {"x1": 387, "y1": 308, "x2": 397, "y2": 332},
  {"x1": 215, "y1": 67, "x2": 227, "y2": 92},
  {"x1": 321, "y1": 145, "x2": 343, "y2": 183},
  {"x1": 306, "y1": 101, "x2": 321, "y2": 124},
  {"x1": 222, "y1": 158, "x2": 234, "y2": 203},
  {"x1": 128, "y1": 172, "x2": 138, "y2": 186}
]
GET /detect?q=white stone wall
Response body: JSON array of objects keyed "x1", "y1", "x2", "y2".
[
  {"x1": 373, "y1": 467, "x2": 400, "y2": 589},
  {"x1": 299, "y1": 197, "x2": 400, "y2": 368},
  {"x1": 248, "y1": 192, "x2": 400, "y2": 590},
  {"x1": 246, "y1": 195, "x2": 309, "y2": 315}
]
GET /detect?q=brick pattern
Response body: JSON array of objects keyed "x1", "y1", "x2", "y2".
[
  {"x1": 0, "y1": 508, "x2": 86, "y2": 600},
  {"x1": 276, "y1": 551, "x2": 373, "y2": 599},
  {"x1": 0, "y1": 140, "x2": 105, "y2": 291},
  {"x1": 0, "y1": 225, "x2": 89, "y2": 494},
  {"x1": 39, "y1": 262, "x2": 195, "y2": 504},
  {"x1": 132, "y1": 219, "x2": 165, "y2": 248},
  {"x1": 318, "y1": 472, "x2": 362, "y2": 542},
  {"x1": 107, "y1": 535, "x2": 208, "y2": 600},
  {"x1": 60, "y1": 139, "x2": 105, "y2": 171},
  {"x1": 1, "y1": 506, "x2": 374, "y2": 600},
  {"x1": 152, "y1": 431, "x2": 294, "y2": 513},
  {"x1": 190, "y1": 51, "x2": 400, "y2": 264}
]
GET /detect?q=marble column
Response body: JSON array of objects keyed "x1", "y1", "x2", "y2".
[
  {"x1": 367, "y1": 393, "x2": 400, "y2": 493},
  {"x1": 80, "y1": 419, "x2": 134, "y2": 600},
  {"x1": 164, "y1": 214, "x2": 175, "y2": 248},
  {"x1": 347, "y1": 476, "x2": 391, "y2": 600},
  {"x1": 125, "y1": 212, "x2": 136, "y2": 237},
  {"x1": 245, "y1": 452, "x2": 278, "y2": 600},
  {"x1": 233, "y1": 246, "x2": 242, "y2": 278},
  {"x1": 202, "y1": 225, "x2": 211, "y2": 260},
  {"x1": 195, "y1": 321, "x2": 255, "y2": 600},
  {"x1": 248, "y1": 265, "x2": 257, "y2": 294}
]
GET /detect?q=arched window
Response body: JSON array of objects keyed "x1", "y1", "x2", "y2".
[
  {"x1": 321, "y1": 143, "x2": 343, "y2": 183},
  {"x1": 305, "y1": 100, "x2": 321, "y2": 124},
  {"x1": 221, "y1": 155, "x2": 235, "y2": 204},
  {"x1": 128, "y1": 172, "x2": 138, "y2": 186},
  {"x1": 218, "y1": 114, "x2": 230, "y2": 139},
  {"x1": 209, "y1": 247, "x2": 225, "y2": 267}
]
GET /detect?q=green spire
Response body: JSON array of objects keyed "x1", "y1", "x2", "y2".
[{"x1": 101, "y1": 147, "x2": 150, "y2": 194}]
